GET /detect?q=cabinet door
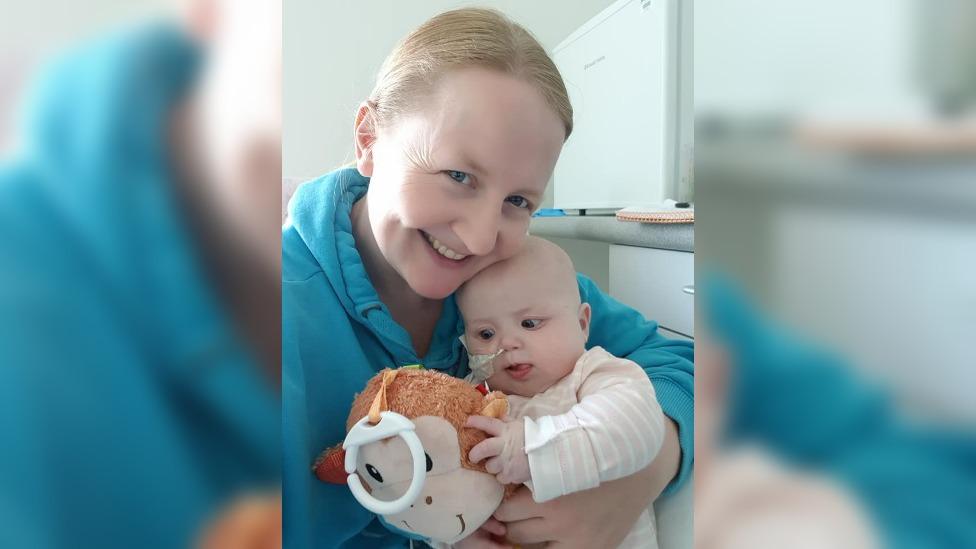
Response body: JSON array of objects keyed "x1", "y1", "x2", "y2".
[{"x1": 609, "y1": 245, "x2": 694, "y2": 338}]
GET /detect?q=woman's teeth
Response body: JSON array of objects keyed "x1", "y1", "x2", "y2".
[{"x1": 425, "y1": 233, "x2": 468, "y2": 260}]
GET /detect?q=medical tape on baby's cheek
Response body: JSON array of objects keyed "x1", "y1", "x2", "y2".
[
  {"x1": 469, "y1": 350, "x2": 503, "y2": 374},
  {"x1": 459, "y1": 336, "x2": 505, "y2": 384}
]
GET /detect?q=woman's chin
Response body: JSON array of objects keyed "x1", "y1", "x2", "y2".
[{"x1": 408, "y1": 277, "x2": 462, "y2": 300}]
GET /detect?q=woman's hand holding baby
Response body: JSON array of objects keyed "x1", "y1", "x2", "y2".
[{"x1": 466, "y1": 415, "x2": 531, "y2": 485}]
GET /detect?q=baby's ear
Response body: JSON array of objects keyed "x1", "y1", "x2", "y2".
[
  {"x1": 478, "y1": 391, "x2": 508, "y2": 419},
  {"x1": 578, "y1": 302, "x2": 592, "y2": 341},
  {"x1": 312, "y1": 444, "x2": 347, "y2": 484}
]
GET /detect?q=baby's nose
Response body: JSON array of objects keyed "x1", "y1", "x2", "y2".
[{"x1": 500, "y1": 335, "x2": 522, "y2": 350}]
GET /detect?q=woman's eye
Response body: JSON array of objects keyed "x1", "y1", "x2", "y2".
[
  {"x1": 365, "y1": 463, "x2": 383, "y2": 483},
  {"x1": 506, "y1": 195, "x2": 530, "y2": 209},
  {"x1": 521, "y1": 319, "x2": 542, "y2": 329},
  {"x1": 477, "y1": 328, "x2": 495, "y2": 340},
  {"x1": 446, "y1": 170, "x2": 471, "y2": 185}
]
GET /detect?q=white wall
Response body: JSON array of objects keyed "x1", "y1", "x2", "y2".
[
  {"x1": 283, "y1": 0, "x2": 616, "y2": 180},
  {"x1": 695, "y1": 0, "x2": 923, "y2": 122},
  {"x1": 1, "y1": 0, "x2": 170, "y2": 56}
]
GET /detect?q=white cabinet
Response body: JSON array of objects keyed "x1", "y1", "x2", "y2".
[
  {"x1": 609, "y1": 245, "x2": 694, "y2": 338},
  {"x1": 552, "y1": 0, "x2": 683, "y2": 209}
]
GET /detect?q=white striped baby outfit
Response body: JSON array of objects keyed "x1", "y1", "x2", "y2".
[{"x1": 507, "y1": 346, "x2": 665, "y2": 549}]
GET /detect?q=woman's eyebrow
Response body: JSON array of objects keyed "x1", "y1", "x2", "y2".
[{"x1": 457, "y1": 152, "x2": 486, "y2": 175}]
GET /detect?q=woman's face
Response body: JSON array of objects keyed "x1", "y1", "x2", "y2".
[{"x1": 361, "y1": 68, "x2": 565, "y2": 299}]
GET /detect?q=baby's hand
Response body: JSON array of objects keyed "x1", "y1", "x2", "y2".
[{"x1": 466, "y1": 415, "x2": 530, "y2": 485}]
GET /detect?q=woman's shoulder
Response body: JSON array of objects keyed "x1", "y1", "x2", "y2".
[
  {"x1": 282, "y1": 224, "x2": 322, "y2": 283},
  {"x1": 286, "y1": 167, "x2": 366, "y2": 224},
  {"x1": 282, "y1": 167, "x2": 368, "y2": 283}
]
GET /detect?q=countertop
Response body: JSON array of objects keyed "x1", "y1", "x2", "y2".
[
  {"x1": 529, "y1": 216, "x2": 694, "y2": 252},
  {"x1": 696, "y1": 139, "x2": 976, "y2": 220}
]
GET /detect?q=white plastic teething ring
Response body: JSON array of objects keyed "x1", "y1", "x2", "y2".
[{"x1": 343, "y1": 411, "x2": 426, "y2": 515}]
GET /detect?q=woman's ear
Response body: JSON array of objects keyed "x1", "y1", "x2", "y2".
[
  {"x1": 578, "y1": 302, "x2": 592, "y2": 341},
  {"x1": 354, "y1": 102, "x2": 377, "y2": 177}
]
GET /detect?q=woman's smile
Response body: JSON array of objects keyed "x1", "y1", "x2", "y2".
[
  {"x1": 419, "y1": 230, "x2": 473, "y2": 270},
  {"x1": 422, "y1": 230, "x2": 469, "y2": 260}
]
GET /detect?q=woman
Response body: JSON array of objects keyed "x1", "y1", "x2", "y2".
[{"x1": 282, "y1": 8, "x2": 693, "y2": 548}]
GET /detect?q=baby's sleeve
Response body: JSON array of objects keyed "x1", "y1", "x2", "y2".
[
  {"x1": 578, "y1": 273, "x2": 694, "y2": 496},
  {"x1": 523, "y1": 349, "x2": 666, "y2": 502}
]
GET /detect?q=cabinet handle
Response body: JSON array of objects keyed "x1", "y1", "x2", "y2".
[{"x1": 682, "y1": 285, "x2": 695, "y2": 295}]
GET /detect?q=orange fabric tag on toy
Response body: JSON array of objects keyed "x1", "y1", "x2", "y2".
[
  {"x1": 313, "y1": 446, "x2": 348, "y2": 484},
  {"x1": 368, "y1": 369, "x2": 400, "y2": 424}
]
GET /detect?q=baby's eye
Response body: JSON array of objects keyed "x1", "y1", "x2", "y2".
[
  {"x1": 505, "y1": 195, "x2": 530, "y2": 209},
  {"x1": 521, "y1": 319, "x2": 542, "y2": 329},
  {"x1": 477, "y1": 328, "x2": 495, "y2": 340},
  {"x1": 445, "y1": 170, "x2": 471, "y2": 185}
]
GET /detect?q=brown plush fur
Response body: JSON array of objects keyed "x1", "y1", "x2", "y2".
[{"x1": 347, "y1": 368, "x2": 506, "y2": 472}]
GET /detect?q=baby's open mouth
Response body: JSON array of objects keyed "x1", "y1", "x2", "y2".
[
  {"x1": 421, "y1": 230, "x2": 468, "y2": 261},
  {"x1": 506, "y1": 363, "x2": 533, "y2": 380}
]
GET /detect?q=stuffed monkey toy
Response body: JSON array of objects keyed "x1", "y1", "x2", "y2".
[{"x1": 314, "y1": 368, "x2": 516, "y2": 545}]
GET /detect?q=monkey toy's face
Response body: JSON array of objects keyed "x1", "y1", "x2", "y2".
[{"x1": 355, "y1": 416, "x2": 504, "y2": 544}]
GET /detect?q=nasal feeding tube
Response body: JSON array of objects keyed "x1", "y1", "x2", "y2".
[{"x1": 464, "y1": 347, "x2": 506, "y2": 389}]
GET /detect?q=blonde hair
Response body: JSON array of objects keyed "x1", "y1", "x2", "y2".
[{"x1": 366, "y1": 7, "x2": 573, "y2": 140}]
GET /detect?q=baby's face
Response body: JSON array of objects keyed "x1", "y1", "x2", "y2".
[{"x1": 459, "y1": 266, "x2": 589, "y2": 397}]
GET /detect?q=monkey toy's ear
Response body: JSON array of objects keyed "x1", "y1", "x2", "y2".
[
  {"x1": 478, "y1": 391, "x2": 508, "y2": 419},
  {"x1": 312, "y1": 444, "x2": 347, "y2": 484}
]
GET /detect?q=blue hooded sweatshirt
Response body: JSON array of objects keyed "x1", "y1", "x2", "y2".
[
  {"x1": 282, "y1": 168, "x2": 695, "y2": 548},
  {"x1": 0, "y1": 23, "x2": 280, "y2": 548}
]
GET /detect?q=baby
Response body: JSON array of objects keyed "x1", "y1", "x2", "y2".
[{"x1": 455, "y1": 236, "x2": 667, "y2": 548}]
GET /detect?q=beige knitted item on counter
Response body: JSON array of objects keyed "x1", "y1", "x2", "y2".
[{"x1": 615, "y1": 209, "x2": 694, "y2": 224}]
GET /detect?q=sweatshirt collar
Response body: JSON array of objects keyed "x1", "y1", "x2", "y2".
[{"x1": 288, "y1": 168, "x2": 466, "y2": 371}]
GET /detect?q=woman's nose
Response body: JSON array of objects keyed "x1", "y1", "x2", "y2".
[{"x1": 456, "y1": 199, "x2": 501, "y2": 256}]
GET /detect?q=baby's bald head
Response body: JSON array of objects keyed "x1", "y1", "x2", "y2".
[{"x1": 458, "y1": 236, "x2": 581, "y2": 313}]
